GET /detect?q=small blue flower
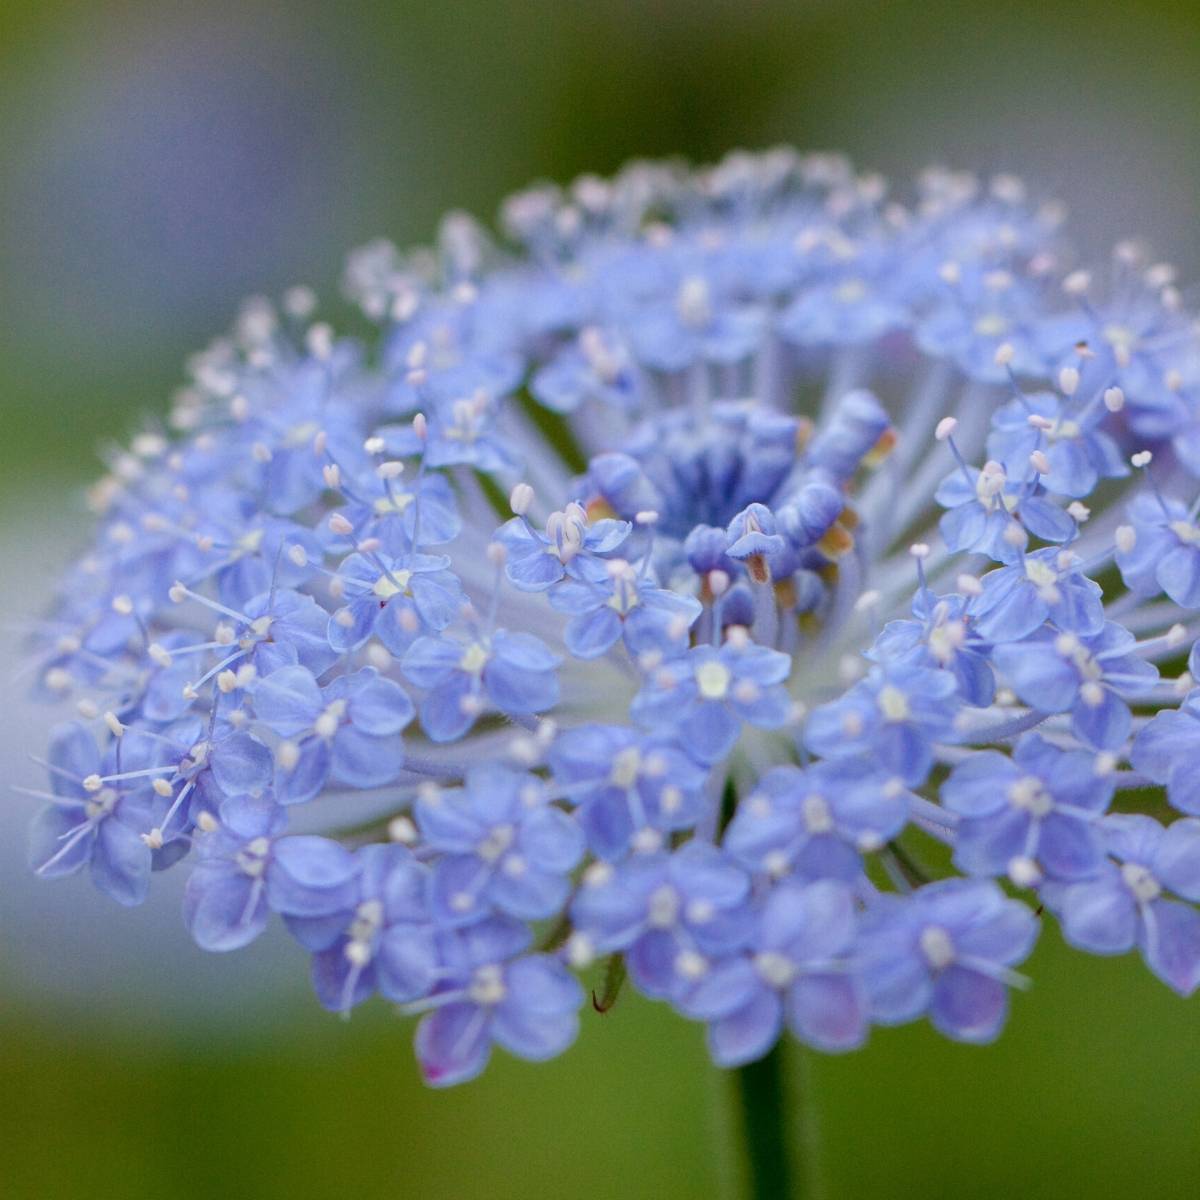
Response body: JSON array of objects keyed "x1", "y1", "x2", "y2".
[
  {"x1": 570, "y1": 843, "x2": 753, "y2": 1002},
  {"x1": 870, "y1": 592, "x2": 995, "y2": 707},
  {"x1": 328, "y1": 551, "x2": 462, "y2": 657},
  {"x1": 917, "y1": 266, "x2": 1049, "y2": 382},
  {"x1": 1115, "y1": 492, "x2": 1200, "y2": 609},
  {"x1": 936, "y1": 460, "x2": 1075, "y2": 564},
  {"x1": 992, "y1": 622, "x2": 1159, "y2": 749},
  {"x1": 986, "y1": 389, "x2": 1127, "y2": 498},
  {"x1": 252, "y1": 665, "x2": 414, "y2": 803},
  {"x1": 384, "y1": 393, "x2": 519, "y2": 473},
  {"x1": 414, "y1": 917, "x2": 583, "y2": 1087},
  {"x1": 724, "y1": 759, "x2": 908, "y2": 882},
  {"x1": 804, "y1": 665, "x2": 959, "y2": 786},
  {"x1": 859, "y1": 879, "x2": 1038, "y2": 1042},
  {"x1": 327, "y1": 468, "x2": 462, "y2": 553},
  {"x1": 530, "y1": 327, "x2": 645, "y2": 413},
  {"x1": 941, "y1": 734, "x2": 1113, "y2": 883},
  {"x1": 401, "y1": 629, "x2": 560, "y2": 742},
  {"x1": 631, "y1": 634, "x2": 793, "y2": 764},
  {"x1": 238, "y1": 588, "x2": 341, "y2": 678},
  {"x1": 1132, "y1": 689, "x2": 1200, "y2": 814},
  {"x1": 621, "y1": 270, "x2": 765, "y2": 372},
  {"x1": 415, "y1": 768, "x2": 584, "y2": 924},
  {"x1": 778, "y1": 236, "x2": 906, "y2": 347},
  {"x1": 306, "y1": 845, "x2": 439, "y2": 1013},
  {"x1": 27, "y1": 723, "x2": 155, "y2": 906},
  {"x1": 678, "y1": 880, "x2": 867, "y2": 1065},
  {"x1": 549, "y1": 561, "x2": 701, "y2": 660},
  {"x1": 547, "y1": 724, "x2": 709, "y2": 859},
  {"x1": 1043, "y1": 814, "x2": 1200, "y2": 996},
  {"x1": 968, "y1": 548, "x2": 1105, "y2": 642},
  {"x1": 184, "y1": 797, "x2": 363, "y2": 952},
  {"x1": 496, "y1": 505, "x2": 630, "y2": 592}
]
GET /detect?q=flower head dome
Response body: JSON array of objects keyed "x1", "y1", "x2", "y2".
[{"x1": 25, "y1": 149, "x2": 1200, "y2": 1084}]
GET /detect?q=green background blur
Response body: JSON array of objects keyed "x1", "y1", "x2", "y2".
[{"x1": 2, "y1": 2, "x2": 1199, "y2": 1197}]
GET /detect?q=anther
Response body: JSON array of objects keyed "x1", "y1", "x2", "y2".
[{"x1": 509, "y1": 482, "x2": 534, "y2": 515}]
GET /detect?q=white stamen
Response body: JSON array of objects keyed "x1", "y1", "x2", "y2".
[{"x1": 509, "y1": 482, "x2": 534, "y2": 515}]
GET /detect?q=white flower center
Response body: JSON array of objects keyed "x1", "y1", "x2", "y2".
[
  {"x1": 1008, "y1": 776, "x2": 1053, "y2": 818},
  {"x1": 755, "y1": 951, "x2": 798, "y2": 989},
  {"x1": 373, "y1": 569, "x2": 412, "y2": 599},
  {"x1": 477, "y1": 823, "x2": 515, "y2": 863},
  {"x1": 696, "y1": 661, "x2": 732, "y2": 700},
  {"x1": 647, "y1": 884, "x2": 681, "y2": 929},
  {"x1": 459, "y1": 642, "x2": 490, "y2": 673},
  {"x1": 610, "y1": 747, "x2": 641, "y2": 788},
  {"x1": 676, "y1": 276, "x2": 713, "y2": 328},
  {"x1": 1121, "y1": 862, "x2": 1162, "y2": 904},
  {"x1": 802, "y1": 793, "x2": 835, "y2": 834},
  {"x1": 877, "y1": 685, "x2": 910, "y2": 722},
  {"x1": 919, "y1": 925, "x2": 955, "y2": 970},
  {"x1": 468, "y1": 964, "x2": 507, "y2": 1006}
]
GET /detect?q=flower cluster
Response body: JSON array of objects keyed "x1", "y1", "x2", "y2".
[{"x1": 26, "y1": 150, "x2": 1200, "y2": 1085}]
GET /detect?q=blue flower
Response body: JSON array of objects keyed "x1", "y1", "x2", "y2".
[
  {"x1": 252, "y1": 665, "x2": 414, "y2": 803},
  {"x1": 238, "y1": 588, "x2": 341, "y2": 677},
  {"x1": 328, "y1": 551, "x2": 462, "y2": 657},
  {"x1": 496, "y1": 505, "x2": 630, "y2": 592},
  {"x1": 549, "y1": 561, "x2": 701, "y2": 660},
  {"x1": 570, "y1": 843, "x2": 753, "y2": 1002},
  {"x1": 992, "y1": 623, "x2": 1159, "y2": 749},
  {"x1": 306, "y1": 845, "x2": 439, "y2": 1013},
  {"x1": 936, "y1": 460, "x2": 1075, "y2": 564},
  {"x1": 28, "y1": 723, "x2": 156, "y2": 906},
  {"x1": 986, "y1": 389, "x2": 1128, "y2": 498},
  {"x1": 401, "y1": 629, "x2": 560, "y2": 741},
  {"x1": 1132, "y1": 689, "x2": 1200, "y2": 814},
  {"x1": 547, "y1": 724, "x2": 710, "y2": 859},
  {"x1": 917, "y1": 266, "x2": 1050, "y2": 382},
  {"x1": 1043, "y1": 814, "x2": 1200, "y2": 995},
  {"x1": 859, "y1": 879, "x2": 1038, "y2": 1042},
  {"x1": 415, "y1": 768, "x2": 584, "y2": 924},
  {"x1": 414, "y1": 917, "x2": 583, "y2": 1087},
  {"x1": 631, "y1": 634, "x2": 793, "y2": 764},
  {"x1": 805, "y1": 665, "x2": 959, "y2": 787},
  {"x1": 1115, "y1": 492, "x2": 1200, "y2": 609},
  {"x1": 941, "y1": 734, "x2": 1113, "y2": 883},
  {"x1": 184, "y1": 797, "x2": 362, "y2": 952},
  {"x1": 384, "y1": 392, "x2": 519, "y2": 473},
  {"x1": 678, "y1": 880, "x2": 867, "y2": 1065},
  {"x1": 778, "y1": 235, "x2": 906, "y2": 347},
  {"x1": 870, "y1": 592, "x2": 995, "y2": 707},
  {"x1": 724, "y1": 759, "x2": 908, "y2": 882},
  {"x1": 531, "y1": 327, "x2": 645, "y2": 413},
  {"x1": 620, "y1": 269, "x2": 765, "y2": 372},
  {"x1": 30, "y1": 150, "x2": 1200, "y2": 1085},
  {"x1": 327, "y1": 468, "x2": 462, "y2": 553},
  {"x1": 968, "y1": 549, "x2": 1104, "y2": 642}
]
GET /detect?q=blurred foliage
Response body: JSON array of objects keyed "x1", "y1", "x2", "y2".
[
  {"x1": 3, "y1": 1, "x2": 1200, "y2": 1197},
  {"x1": 3, "y1": 929, "x2": 1200, "y2": 1199}
]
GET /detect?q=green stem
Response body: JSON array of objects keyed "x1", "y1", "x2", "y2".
[{"x1": 732, "y1": 1043, "x2": 802, "y2": 1199}]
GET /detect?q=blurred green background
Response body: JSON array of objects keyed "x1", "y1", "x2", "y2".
[{"x1": 2, "y1": 1, "x2": 1199, "y2": 1196}]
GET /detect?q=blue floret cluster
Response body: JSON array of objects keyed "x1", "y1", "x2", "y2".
[{"x1": 25, "y1": 151, "x2": 1200, "y2": 1085}]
